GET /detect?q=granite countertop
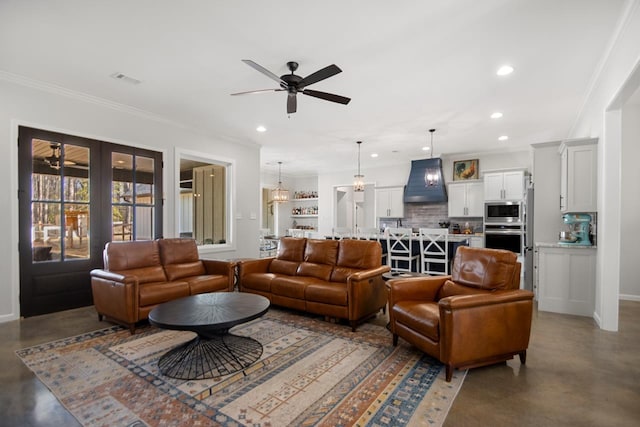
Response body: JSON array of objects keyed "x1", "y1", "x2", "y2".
[{"x1": 536, "y1": 242, "x2": 597, "y2": 249}]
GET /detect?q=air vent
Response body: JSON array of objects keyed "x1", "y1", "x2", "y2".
[{"x1": 110, "y1": 72, "x2": 141, "y2": 85}]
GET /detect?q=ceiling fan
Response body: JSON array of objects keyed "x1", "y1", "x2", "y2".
[{"x1": 231, "y1": 60, "x2": 351, "y2": 114}]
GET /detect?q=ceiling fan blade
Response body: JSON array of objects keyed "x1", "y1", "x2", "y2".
[
  {"x1": 297, "y1": 64, "x2": 342, "y2": 88},
  {"x1": 302, "y1": 89, "x2": 351, "y2": 105},
  {"x1": 230, "y1": 88, "x2": 284, "y2": 96},
  {"x1": 287, "y1": 93, "x2": 297, "y2": 114},
  {"x1": 242, "y1": 59, "x2": 286, "y2": 86}
]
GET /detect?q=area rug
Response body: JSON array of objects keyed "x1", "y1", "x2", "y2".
[{"x1": 16, "y1": 309, "x2": 466, "y2": 426}]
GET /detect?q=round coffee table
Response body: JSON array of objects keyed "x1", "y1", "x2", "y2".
[{"x1": 148, "y1": 292, "x2": 270, "y2": 380}]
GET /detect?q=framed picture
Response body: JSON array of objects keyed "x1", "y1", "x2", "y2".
[{"x1": 453, "y1": 159, "x2": 479, "y2": 180}]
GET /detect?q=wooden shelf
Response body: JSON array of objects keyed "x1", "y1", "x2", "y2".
[
  {"x1": 291, "y1": 215, "x2": 318, "y2": 218},
  {"x1": 291, "y1": 198, "x2": 318, "y2": 202}
]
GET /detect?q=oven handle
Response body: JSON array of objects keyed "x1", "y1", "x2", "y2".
[{"x1": 485, "y1": 230, "x2": 524, "y2": 235}]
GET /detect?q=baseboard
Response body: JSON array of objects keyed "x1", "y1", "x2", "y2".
[
  {"x1": 0, "y1": 312, "x2": 20, "y2": 323},
  {"x1": 619, "y1": 294, "x2": 640, "y2": 301},
  {"x1": 593, "y1": 310, "x2": 602, "y2": 328}
]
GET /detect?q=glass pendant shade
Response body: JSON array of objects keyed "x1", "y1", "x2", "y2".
[
  {"x1": 272, "y1": 162, "x2": 289, "y2": 202},
  {"x1": 353, "y1": 141, "x2": 365, "y2": 192},
  {"x1": 425, "y1": 129, "x2": 438, "y2": 186}
]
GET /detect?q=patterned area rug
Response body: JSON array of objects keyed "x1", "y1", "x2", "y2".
[{"x1": 16, "y1": 309, "x2": 465, "y2": 426}]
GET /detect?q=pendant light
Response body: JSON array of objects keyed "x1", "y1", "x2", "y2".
[
  {"x1": 425, "y1": 129, "x2": 439, "y2": 186},
  {"x1": 353, "y1": 141, "x2": 365, "y2": 192},
  {"x1": 272, "y1": 161, "x2": 289, "y2": 202}
]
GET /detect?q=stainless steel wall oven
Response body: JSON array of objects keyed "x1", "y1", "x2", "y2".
[{"x1": 484, "y1": 224, "x2": 524, "y2": 254}]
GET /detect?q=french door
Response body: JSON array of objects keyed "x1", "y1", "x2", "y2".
[{"x1": 18, "y1": 126, "x2": 163, "y2": 317}]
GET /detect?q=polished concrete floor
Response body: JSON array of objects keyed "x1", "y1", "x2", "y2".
[{"x1": 1, "y1": 301, "x2": 639, "y2": 426}]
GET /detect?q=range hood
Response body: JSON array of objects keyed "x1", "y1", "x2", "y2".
[{"x1": 404, "y1": 158, "x2": 448, "y2": 203}]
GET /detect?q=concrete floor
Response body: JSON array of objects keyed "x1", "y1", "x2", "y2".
[{"x1": 1, "y1": 301, "x2": 639, "y2": 426}]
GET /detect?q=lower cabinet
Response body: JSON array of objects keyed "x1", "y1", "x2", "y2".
[{"x1": 535, "y1": 245, "x2": 596, "y2": 316}]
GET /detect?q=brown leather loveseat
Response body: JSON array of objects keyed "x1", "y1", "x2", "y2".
[
  {"x1": 388, "y1": 246, "x2": 534, "y2": 381},
  {"x1": 238, "y1": 237, "x2": 390, "y2": 331},
  {"x1": 91, "y1": 238, "x2": 235, "y2": 333}
]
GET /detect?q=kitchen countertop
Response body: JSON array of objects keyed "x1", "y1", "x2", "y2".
[{"x1": 536, "y1": 242, "x2": 597, "y2": 249}]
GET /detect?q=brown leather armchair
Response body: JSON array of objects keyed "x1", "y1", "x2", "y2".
[{"x1": 388, "y1": 246, "x2": 534, "y2": 381}]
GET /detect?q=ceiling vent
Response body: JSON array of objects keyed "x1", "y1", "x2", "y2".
[{"x1": 110, "y1": 72, "x2": 141, "y2": 85}]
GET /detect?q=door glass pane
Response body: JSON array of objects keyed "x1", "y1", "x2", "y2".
[
  {"x1": 112, "y1": 153, "x2": 133, "y2": 203},
  {"x1": 31, "y1": 202, "x2": 61, "y2": 262},
  {"x1": 136, "y1": 156, "x2": 154, "y2": 205},
  {"x1": 112, "y1": 206, "x2": 132, "y2": 241},
  {"x1": 64, "y1": 204, "x2": 90, "y2": 260},
  {"x1": 32, "y1": 139, "x2": 61, "y2": 201},
  {"x1": 135, "y1": 206, "x2": 153, "y2": 240},
  {"x1": 63, "y1": 145, "x2": 89, "y2": 202}
]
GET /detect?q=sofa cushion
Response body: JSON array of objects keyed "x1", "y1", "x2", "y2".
[
  {"x1": 392, "y1": 301, "x2": 440, "y2": 342},
  {"x1": 451, "y1": 246, "x2": 517, "y2": 290},
  {"x1": 297, "y1": 262, "x2": 333, "y2": 281},
  {"x1": 138, "y1": 281, "x2": 190, "y2": 306},
  {"x1": 270, "y1": 259, "x2": 300, "y2": 276},
  {"x1": 277, "y1": 237, "x2": 306, "y2": 262},
  {"x1": 304, "y1": 239, "x2": 339, "y2": 265},
  {"x1": 164, "y1": 261, "x2": 206, "y2": 281},
  {"x1": 330, "y1": 266, "x2": 361, "y2": 283},
  {"x1": 336, "y1": 239, "x2": 382, "y2": 269},
  {"x1": 158, "y1": 238, "x2": 199, "y2": 264},
  {"x1": 183, "y1": 275, "x2": 229, "y2": 294},
  {"x1": 305, "y1": 282, "x2": 348, "y2": 306},
  {"x1": 271, "y1": 276, "x2": 311, "y2": 299},
  {"x1": 241, "y1": 273, "x2": 276, "y2": 293},
  {"x1": 157, "y1": 238, "x2": 207, "y2": 280},
  {"x1": 105, "y1": 240, "x2": 167, "y2": 284}
]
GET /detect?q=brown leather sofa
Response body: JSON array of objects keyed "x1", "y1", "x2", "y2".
[
  {"x1": 90, "y1": 238, "x2": 235, "y2": 333},
  {"x1": 388, "y1": 246, "x2": 534, "y2": 381},
  {"x1": 238, "y1": 237, "x2": 390, "y2": 331}
]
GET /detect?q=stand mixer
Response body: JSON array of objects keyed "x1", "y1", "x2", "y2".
[{"x1": 558, "y1": 213, "x2": 592, "y2": 246}]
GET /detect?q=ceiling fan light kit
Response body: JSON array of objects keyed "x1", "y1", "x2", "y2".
[{"x1": 231, "y1": 60, "x2": 351, "y2": 114}]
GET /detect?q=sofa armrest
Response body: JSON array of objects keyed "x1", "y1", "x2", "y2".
[
  {"x1": 202, "y1": 259, "x2": 237, "y2": 275},
  {"x1": 201, "y1": 259, "x2": 237, "y2": 291},
  {"x1": 388, "y1": 276, "x2": 449, "y2": 306},
  {"x1": 90, "y1": 269, "x2": 139, "y2": 325},
  {"x1": 346, "y1": 266, "x2": 390, "y2": 321},
  {"x1": 438, "y1": 290, "x2": 535, "y2": 365},
  {"x1": 238, "y1": 258, "x2": 273, "y2": 277},
  {"x1": 90, "y1": 269, "x2": 137, "y2": 285}
]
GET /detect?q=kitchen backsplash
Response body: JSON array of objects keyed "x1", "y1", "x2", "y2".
[{"x1": 379, "y1": 202, "x2": 483, "y2": 233}]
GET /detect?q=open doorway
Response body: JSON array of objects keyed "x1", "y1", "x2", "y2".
[{"x1": 333, "y1": 184, "x2": 375, "y2": 234}]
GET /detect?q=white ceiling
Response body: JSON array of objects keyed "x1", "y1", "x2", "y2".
[{"x1": 0, "y1": 0, "x2": 627, "y2": 176}]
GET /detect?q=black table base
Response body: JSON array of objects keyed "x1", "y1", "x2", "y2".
[{"x1": 158, "y1": 332, "x2": 263, "y2": 380}]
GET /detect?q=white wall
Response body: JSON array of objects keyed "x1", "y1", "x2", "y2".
[
  {"x1": 620, "y1": 103, "x2": 640, "y2": 299},
  {"x1": 0, "y1": 77, "x2": 261, "y2": 322},
  {"x1": 569, "y1": 0, "x2": 640, "y2": 329}
]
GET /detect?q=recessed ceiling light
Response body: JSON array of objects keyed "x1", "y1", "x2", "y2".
[
  {"x1": 491, "y1": 112, "x2": 503, "y2": 119},
  {"x1": 256, "y1": 125, "x2": 267, "y2": 132},
  {"x1": 497, "y1": 65, "x2": 514, "y2": 76},
  {"x1": 498, "y1": 135, "x2": 509, "y2": 141},
  {"x1": 370, "y1": 153, "x2": 378, "y2": 158},
  {"x1": 422, "y1": 146, "x2": 430, "y2": 151}
]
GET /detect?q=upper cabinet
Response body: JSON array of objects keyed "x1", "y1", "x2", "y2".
[
  {"x1": 484, "y1": 170, "x2": 525, "y2": 201},
  {"x1": 376, "y1": 186, "x2": 404, "y2": 218},
  {"x1": 559, "y1": 138, "x2": 597, "y2": 213},
  {"x1": 448, "y1": 181, "x2": 484, "y2": 217}
]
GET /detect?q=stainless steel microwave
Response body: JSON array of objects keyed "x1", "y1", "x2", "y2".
[{"x1": 484, "y1": 201, "x2": 523, "y2": 223}]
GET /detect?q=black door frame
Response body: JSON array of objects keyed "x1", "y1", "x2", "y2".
[{"x1": 18, "y1": 126, "x2": 163, "y2": 317}]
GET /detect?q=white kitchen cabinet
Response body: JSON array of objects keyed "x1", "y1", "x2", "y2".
[
  {"x1": 448, "y1": 181, "x2": 483, "y2": 217},
  {"x1": 484, "y1": 170, "x2": 525, "y2": 201},
  {"x1": 559, "y1": 139, "x2": 597, "y2": 213},
  {"x1": 535, "y1": 245, "x2": 596, "y2": 316},
  {"x1": 469, "y1": 236, "x2": 484, "y2": 248},
  {"x1": 375, "y1": 186, "x2": 404, "y2": 218}
]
